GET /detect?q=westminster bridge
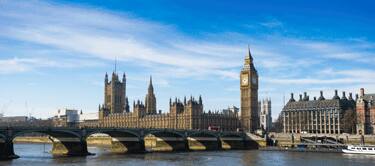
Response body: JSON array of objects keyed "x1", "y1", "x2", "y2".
[{"x1": 0, "y1": 127, "x2": 260, "y2": 160}]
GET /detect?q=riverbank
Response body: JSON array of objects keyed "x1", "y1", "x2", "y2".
[
  {"x1": 269, "y1": 133, "x2": 375, "y2": 147},
  {"x1": 260, "y1": 146, "x2": 343, "y2": 153}
]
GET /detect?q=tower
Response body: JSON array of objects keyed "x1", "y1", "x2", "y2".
[
  {"x1": 259, "y1": 98, "x2": 272, "y2": 132},
  {"x1": 240, "y1": 46, "x2": 259, "y2": 132},
  {"x1": 145, "y1": 76, "x2": 157, "y2": 114},
  {"x1": 104, "y1": 71, "x2": 127, "y2": 114}
]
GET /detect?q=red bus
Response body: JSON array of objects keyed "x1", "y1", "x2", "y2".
[{"x1": 208, "y1": 125, "x2": 220, "y2": 131}]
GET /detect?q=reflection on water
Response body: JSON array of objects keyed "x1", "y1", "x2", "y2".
[{"x1": 1, "y1": 144, "x2": 375, "y2": 165}]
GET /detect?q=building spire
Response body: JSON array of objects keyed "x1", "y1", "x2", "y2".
[
  {"x1": 148, "y1": 75, "x2": 154, "y2": 93},
  {"x1": 122, "y1": 72, "x2": 126, "y2": 83},
  {"x1": 246, "y1": 44, "x2": 253, "y2": 63},
  {"x1": 105, "y1": 72, "x2": 108, "y2": 83}
]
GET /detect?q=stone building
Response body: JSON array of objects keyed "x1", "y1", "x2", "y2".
[
  {"x1": 281, "y1": 90, "x2": 356, "y2": 134},
  {"x1": 259, "y1": 98, "x2": 272, "y2": 132},
  {"x1": 240, "y1": 47, "x2": 259, "y2": 132},
  {"x1": 356, "y1": 88, "x2": 375, "y2": 135},
  {"x1": 98, "y1": 73, "x2": 241, "y2": 131}
]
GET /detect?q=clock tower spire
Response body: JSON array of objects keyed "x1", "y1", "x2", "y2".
[{"x1": 240, "y1": 46, "x2": 259, "y2": 132}]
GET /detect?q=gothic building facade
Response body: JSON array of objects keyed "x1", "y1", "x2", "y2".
[{"x1": 98, "y1": 73, "x2": 241, "y2": 131}]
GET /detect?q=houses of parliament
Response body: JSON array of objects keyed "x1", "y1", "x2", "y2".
[{"x1": 96, "y1": 48, "x2": 259, "y2": 132}]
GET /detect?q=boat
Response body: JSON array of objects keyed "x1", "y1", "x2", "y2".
[{"x1": 342, "y1": 145, "x2": 375, "y2": 154}]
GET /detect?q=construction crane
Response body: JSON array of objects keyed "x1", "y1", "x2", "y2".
[{"x1": 0, "y1": 100, "x2": 13, "y2": 117}]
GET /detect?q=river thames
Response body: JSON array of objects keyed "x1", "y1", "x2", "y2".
[{"x1": 1, "y1": 144, "x2": 375, "y2": 166}]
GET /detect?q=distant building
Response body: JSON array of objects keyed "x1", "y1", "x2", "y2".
[
  {"x1": 0, "y1": 116, "x2": 28, "y2": 123},
  {"x1": 222, "y1": 106, "x2": 239, "y2": 116},
  {"x1": 281, "y1": 90, "x2": 356, "y2": 134},
  {"x1": 356, "y1": 88, "x2": 375, "y2": 135},
  {"x1": 79, "y1": 112, "x2": 98, "y2": 122},
  {"x1": 53, "y1": 108, "x2": 80, "y2": 127},
  {"x1": 53, "y1": 108, "x2": 100, "y2": 127},
  {"x1": 79, "y1": 112, "x2": 99, "y2": 128},
  {"x1": 0, "y1": 115, "x2": 52, "y2": 127},
  {"x1": 259, "y1": 98, "x2": 272, "y2": 132}
]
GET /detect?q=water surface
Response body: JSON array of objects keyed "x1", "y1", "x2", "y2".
[{"x1": 1, "y1": 144, "x2": 375, "y2": 166}]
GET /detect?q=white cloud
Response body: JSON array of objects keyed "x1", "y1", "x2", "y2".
[
  {"x1": 0, "y1": 57, "x2": 104, "y2": 74},
  {"x1": 0, "y1": 58, "x2": 30, "y2": 74},
  {"x1": 264, "y1": 77, "x2": 365, "y2": 85},
  {"x1": 264, "y1": 68, "x2": 375, "y2": 85},
  {"x1": 259, "y1": 18, "x2": 283, "y2": 28},
  {"x1": 288, "y1": 38, "x2": 375, "y2": 64}
]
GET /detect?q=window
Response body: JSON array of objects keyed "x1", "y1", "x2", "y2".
[{"x1": 369, "y1": 148, "x2": 373, "y2": 150}]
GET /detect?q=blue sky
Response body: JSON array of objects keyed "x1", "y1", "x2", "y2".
[{"x1": 0, "y1": 0, "x2": 374, "y2": 119}]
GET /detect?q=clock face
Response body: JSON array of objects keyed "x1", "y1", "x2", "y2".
[
  {"x1": 241, "y1": 74, "x2": 248, "y2": 86},
  {"x1": 252, "y1": 77, "x2": 257, "y2": 85}
]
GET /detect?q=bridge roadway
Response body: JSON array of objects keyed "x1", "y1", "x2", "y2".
[{"x1": 0, "y1": 127, "x2": 259, "y2": 160}]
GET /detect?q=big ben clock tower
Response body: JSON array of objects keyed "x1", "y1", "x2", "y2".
[{"x1": 240, "y1": 47, "x2": 259, "y2": 132}]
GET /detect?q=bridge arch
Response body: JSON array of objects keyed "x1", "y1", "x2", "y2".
[
  {"x1": 84, "y1": 129, "x2": 140, "y2": 140},
  {"x1": 84, "y1": 129, "x2": 144, "y2": 154},
  {"x1": 11, "y1": 130, "x2": 81, "y2": 141},
  {"x1": 7, "y1": 129, "x2": 89, "y2": 158},
  {"x1": 144, "y1": 130, "x2": 187, "y2": 152}
]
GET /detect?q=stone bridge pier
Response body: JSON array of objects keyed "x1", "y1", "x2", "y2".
[
  {"x1": 110, "y1": 137, "x2": 145, "y2": 153},
  {"x1": 220, "y1": 134, "x2": 259, "y2": 150},
  {"x1": 0, "y1": 136, "x2": 18, "y2": 160},
  {"x1": 187, "y1": 133, "x2": 221, "y2": 151},
  {"x1": 50, "y1": 137, "x2": 90, "y2": 156}
]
